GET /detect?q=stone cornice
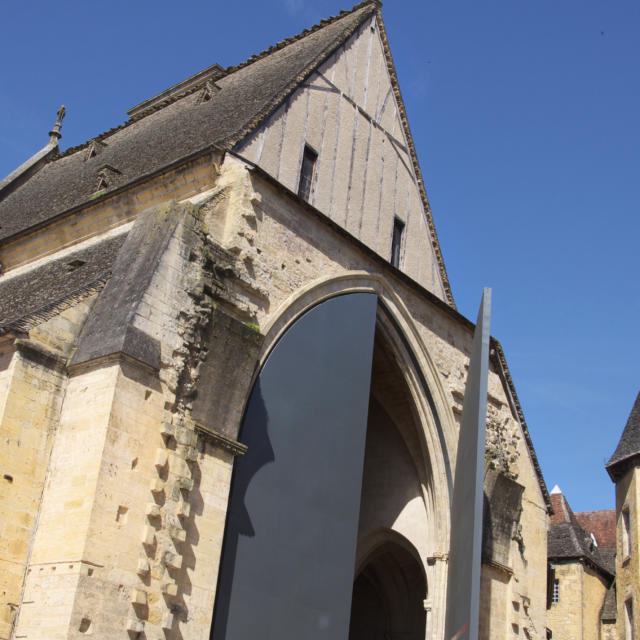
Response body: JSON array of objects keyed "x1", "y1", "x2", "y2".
[{"x1": 191, "y1": 420, "x2": 247, "y2": 456}]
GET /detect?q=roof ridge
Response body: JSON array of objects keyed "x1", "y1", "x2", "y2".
[
  {"x1": 576, "y1": 509, "x2": 616, "y2": 514},
  {"x1": 222, "y1": 1, "x2": 378, "y2": 76},
  {"x1": 222, "y1": 4, "x2": 377, "y2": 150},
  {"x1": 57, "y1": 1, "x2": 379, "y2": 160}
]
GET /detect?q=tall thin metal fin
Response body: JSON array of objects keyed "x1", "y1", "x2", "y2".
[
  {"x1": 211, "y1": 293, "x2": 378, "y2": 640},
  {"x1": 444, "y1": 288, "x2": 492, "y2": 640}
]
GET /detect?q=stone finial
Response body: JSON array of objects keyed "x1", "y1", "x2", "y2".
[{"x1": 48, "y1": 105, "x2": 66, "y2": 143}]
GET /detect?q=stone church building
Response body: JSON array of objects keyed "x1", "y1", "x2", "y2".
[{"x1": 0, "y1": 2, "x2": 551, "y2": 638}]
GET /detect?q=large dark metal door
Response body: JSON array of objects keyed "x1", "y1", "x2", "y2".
[{"x1": 211, "y1": 293, "x2": 378, "y2": 640}]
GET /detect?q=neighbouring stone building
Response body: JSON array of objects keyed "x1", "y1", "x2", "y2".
[
  {"x1": 544, "y1": 392, "x2": 640, "y2": 640},
  {"x1": 606, "y1": 392, "x2": 640, "y2": 640},
  {"x1": 546, "y1": 487, "x2": 616, "y2": 640},
  {"x1": 0, "y1": 3, "x2": 551, "y2": 639}
]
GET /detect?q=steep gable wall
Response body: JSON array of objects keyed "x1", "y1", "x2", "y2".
[{"x1": 236, "y1": 15, "x2": 447, "y2": 300}]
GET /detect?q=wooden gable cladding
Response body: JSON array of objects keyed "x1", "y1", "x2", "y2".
[{"x1": 235, "y1": 13, "x2": 449, "y2": 303}]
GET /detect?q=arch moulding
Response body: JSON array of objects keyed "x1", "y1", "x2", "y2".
[{"x1": 258, "y1": 272, "x2": 455, "y2": 544}]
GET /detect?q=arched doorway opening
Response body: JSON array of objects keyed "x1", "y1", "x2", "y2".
[
  {"x1": 349, "y1": 539, "x2": 426, "y2": 640},
  {"x1": 211, "y1": 286, "x2": 451, "y2": 640},
  {"x1": 349, "y1": 319, "x2": 436, "y2": 639}
]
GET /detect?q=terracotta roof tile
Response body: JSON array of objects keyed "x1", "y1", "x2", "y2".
[{"x1": 575, "y1": 510, "x2": 616, "y2": 549}]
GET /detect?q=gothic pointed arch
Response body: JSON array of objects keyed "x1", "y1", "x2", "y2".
[
  {"x1": 350, "y1": 530, "x2": 427, "y2": 640},
  {"x1": 256, "y1": 274, "x2": 454, "y2": 640},
  {"x1": 259, "y1": 272, "x2": 454, "y2": 533}
]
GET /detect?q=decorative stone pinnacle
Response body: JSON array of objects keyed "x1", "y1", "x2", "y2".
[{"x1": 48, "y1": 105, "x2": 66, "y2": 143}]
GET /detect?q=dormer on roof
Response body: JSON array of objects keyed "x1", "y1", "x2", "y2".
[
  {"x1": 93, "y1": 165, "x2": 122, "y2": 193},
  {"x1": 606, "y1": 391, "x2": 640, "y2": 482},
  {"x1": 196, "y1": 79, "x2": 221, "y2": 105},
  {"x1": 126, "y1": 62, "x2": 225, "y2": 119},
  {"x1": 85, "y1": 139, "x2": 108, "y2": 161}
]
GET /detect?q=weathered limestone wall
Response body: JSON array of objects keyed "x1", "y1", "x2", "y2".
[
  {"x1": 114, "y1": 201, "x2": 263, "y2": 638},
  {"x1": 582, "y1": 565, "x2": 609, "y2": 640},
  {"x1": 11, "y1": 190, "x2": 262, "y2": 638},
  {"x1": 202, "y1": 156, "x2": 549, "y2": 639},
  {"x1": 545, "y1": 560, "x2": 609, "y2": 640},
  {"x1": 15, "y1": 362, "x2": 121, "y2": 638},
  {"x1": 5, "y1": 151, "x2": 548, "y2": 639},
  {"x1": 478, "y1": 456, "x2": 548, "y2": 640},
  {"x1": 547, "y1": 562, "x2": 584, "y2": 639},
  {"x1": 236, "y1": 15, "x2": 447, "y2": 300},
  {"x1": 602, "y1": 620, "x2": 618, "y2": 640},
  {"x1": 615, "y1": 467, "x2": 640, "y2": 640},
  {"x1": 497, "y1": 385, "x2": 549, "y2": 639},
  {"x1": 478, "y1": 564, "x2": 512, "y2": 638},
  {"x1": 0, "y1": 341, "x2": 67, "y2": 640}
]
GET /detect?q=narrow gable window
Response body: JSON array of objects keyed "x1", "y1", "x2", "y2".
[
  {"x1": 297, "y1": 145, "x2": 317, "y2": 202},
  {"x1": 391, "y1": 217, "x2": 405, "y2": 268},
  {"x1": 623, "y1": 506, "x2": 631, "y2": 559}
]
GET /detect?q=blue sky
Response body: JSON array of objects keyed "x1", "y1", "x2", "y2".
[{"x1": 2, "y1": 1, "x2": 639, "y2": 511}]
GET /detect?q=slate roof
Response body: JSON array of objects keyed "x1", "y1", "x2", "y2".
[
  {"x1": 0, "y1": 3, "x2": 376, "y2": 243},
  {"x1": 600, "y1": 584, "x2": 617, "y2": 622},
  {"x1": 597, "y1": 547, "x2": 616, "y2": 575},
  {"x1": 0, "y1": 234, "x2": 125, "y2": 331},
  {"x1": 607, "y1": 391, "x2": 640, "y2": 481},
  {"x1": 548, "y1": 491, "x2": 614, "y2": 579}
]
